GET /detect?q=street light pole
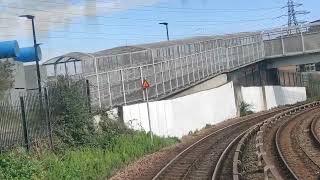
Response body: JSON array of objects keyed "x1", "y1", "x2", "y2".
[
  {"x1": 19, "y1": 15, "x2": 42, "y2": 95},
  {"x1": 159, "y1": 22, "x2": 170, "y2": 41}
]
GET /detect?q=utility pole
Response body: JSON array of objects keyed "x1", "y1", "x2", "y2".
[{"x1": 159, "y1": 22, "x2": 170, "y2": 41}]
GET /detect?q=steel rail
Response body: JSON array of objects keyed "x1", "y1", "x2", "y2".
[
  {"x1": 275, "y1": 116, "x2": 300, "y2": 180},
  {"x1": 152, "y1": 109, "x2": 284, "y2": 180},
  {"x1": 311, "y1": 116, "x2": 320, "y2": 145},
  {"x1": 211, "y1": 129, "x2": 248, "y2": 180}
]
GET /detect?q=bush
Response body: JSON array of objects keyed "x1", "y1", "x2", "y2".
[
  {"x1": 47, "y1": 77, "x2": 95, "y2": 147},
  {"x1": 240, "y1": 102, "x2": 254, "y2": 117}
]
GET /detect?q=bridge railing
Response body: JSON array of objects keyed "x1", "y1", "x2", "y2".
[
  {"x1": 85, "y1": 34, "x2": 264, "y2": 108},
  {"x1": 263, "y1": 22, "x2": 320, "y2": 58}
]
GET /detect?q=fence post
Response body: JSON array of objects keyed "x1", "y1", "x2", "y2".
[
  {"x1": 86, "y1": 80, "x2": 92, "y2": 113},
  {"x1": 19, "y1": 97, "x2": 29, "y2": 152},
  {"x1": 120, "y1": 69, "x2": 127, "y2": 105},
  {"x1": 43, "y1": 88, "x2": 53, "y2": 150}
]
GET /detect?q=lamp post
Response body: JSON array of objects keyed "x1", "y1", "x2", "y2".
[
  {"x1": 159, "y1": 22, "x2": 170, "y2": 41},
  {"x1": 19, "y1": 15, "x2": 42, "y2": 95}
]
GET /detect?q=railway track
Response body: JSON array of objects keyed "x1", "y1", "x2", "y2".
[
  {"x1": 152, "y1": 109, "x2": 285, "y2": 180},
  {"x1": 311, "y1": 116, "x2": 320, "y2": 145},
  {"x1": 275, "y1": 108, "x2": 320, "y2": 179},
  {"x1": 217, "y1": 102, "x2": 320, "y2": 180}
]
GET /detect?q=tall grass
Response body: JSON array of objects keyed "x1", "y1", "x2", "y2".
[{"x1": 0, "y1": 132, "x2": 177, "y2": 180}]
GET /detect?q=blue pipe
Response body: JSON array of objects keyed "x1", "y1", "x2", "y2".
[
  {"x1": 16, "y1": 46, "x2": 42, "y2": 63},
  {"x1": 0, "y1": 40, "x2": 20, "y2": 58}
]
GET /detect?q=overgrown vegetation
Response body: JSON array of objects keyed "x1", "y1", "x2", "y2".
[
  {"x1": 239, "y1": 101, "x2": 254, "y2": 117},
  {"x1": 0, "y1": 60, "x2": 14, "y2": 99},
  {"x1": 0, "y1": 77, "x2": 178, "y2": 179}
]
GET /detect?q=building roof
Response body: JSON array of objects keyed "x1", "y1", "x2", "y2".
[
  {"x1": 311, "y1": 19, "x2": 320, "y2": 24},
  {"x1": 43, "y1": 31, "x2": 259, "y2": 65}
]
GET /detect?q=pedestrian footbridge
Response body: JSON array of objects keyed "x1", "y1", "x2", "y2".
[{"x1": 44, "y1": 22, "x2": 320, "y2": 109}]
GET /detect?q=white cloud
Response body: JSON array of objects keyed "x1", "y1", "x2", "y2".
[{"x1": 0, "y1": 0, "x2": 162, "y2": 40}]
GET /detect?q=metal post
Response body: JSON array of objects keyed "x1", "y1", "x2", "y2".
[
  {"x1": 166, "y1": 24, "x2": 169, "y2": 41},
  {"x1": 191, "y1": 55, "x2": 196, "y2": 82},
  {"x1": 200, "y1": 52, "x2": 205, "y2": 78},
  {"x1": 205, "y1": 51, "x2": 210, "y2": 76},
  {"x1": 20, "y1": 97, "x2": 29, "y2": 152},
  {"x1": 301, "y1": 27, "x2": 305, "y2": 52},
  {"x1": 174, "y1": 60, "x2": 179, "y2": 88},
  {"x1": 244, "y1": 71, "x2": 248, "y2": 86},
  {"x1": 107, "y1": 72, "x2": 113, "y2": 107},
  {"x1": 226, "y1": 48, "x2": 230, "y2": 70},
  {"x1": 251, "y1": 67, "x2": 255, "y2": 86},
  {"x1": 288, "y1": 72, "x2": 291, "y2": 86},
  {"x1": 275, "y1": 70, "x2": 279, "y2": 85},
  {"x1": 140, "y1": 67, "x2": 146, "y2": 101},
  {"x1": 281, "y1": 28, "x2": 285, "y2": 55},
  {"x1": 151, "y1": 50, "x2": 159, "y2": 97},
  {"x1": 180, "y1": 58, "x2": 185, "y2": 87},
  {"x1": 258, "y1": 65, "x2": 262, "y2": 86},
  {"x1": 230, "y1": 47, "x2": 234, "y2": 69},
  {"x1": 186, "y1": 56, "x2": 191, "y2": 84},
  {"x1": 145, "y1": 88, "x2": 153, "y2": 143},
  {"x1": 30, "y1": 17, "x2": 42, "y2": 96},
  {"x1": 160, "y1": 62, "x2": 166, "y2": 93},
  {"x1": 209, "y1": 50, "x2": 214, "y2": 75},
  {"x1": 120, "y1": 69, "x2": 127, "y2": 105},
  {"x1": 167, "y1": 61, "x2": 173, "y2": 92},
  {"x1": 85, "y1": 80, "x2": 92, "y2": 113},
  {"x1": 237, "y1": 46, "x2": 240, "y2": 66},
  {"x1": 94, "y1": 58, "x2": 102, "y2": 108},
  {"x1": 43, "y1": 88, "x2": 53, "y2": 150},
  {"x1": 283, "y1": 72, "x2": 286, "y2": 85}
]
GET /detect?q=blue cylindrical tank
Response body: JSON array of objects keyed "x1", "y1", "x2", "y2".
[
  {"x1": 0, "y1": 40, "x2": 20, "y2": 58},
  {"x1": 16, "y1": 46, "x2": 42, "y2": 63}
]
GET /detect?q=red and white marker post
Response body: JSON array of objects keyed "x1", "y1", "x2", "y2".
[{"x1": 142, "y1": 79, "x2": 153, "y2": 143}]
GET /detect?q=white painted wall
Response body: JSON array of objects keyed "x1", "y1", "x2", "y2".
[
  {"x1": 264, "y1": 86, "x2": 307, "y2": 109},
  {"x1": 123, "y1": 84, "x2": 307, "y2": 138},
  {"x1": 241, "y1": 86, "x2": 307, "y2": 110},
  {"x1": 241, "y1": 87, "x2": 265, "y2": 112},
  {"x1": 123, "y1": 82, "x2": 237, "y2": 138}
]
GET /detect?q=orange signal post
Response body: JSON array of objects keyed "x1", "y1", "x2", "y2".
[{"x1": 142, "y1": 79, "x2": 153, "y2": 143}]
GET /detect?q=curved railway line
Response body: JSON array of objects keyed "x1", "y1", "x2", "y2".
[
  {"x1": 152, "y1": 109, "x2": 285, "y2": 180},
  {"x1": 275, "y1": 108, "x2": 320, "y2": 180},
  {"x1": 146, "y1": 102, "x2": 320, "y2": 180}
]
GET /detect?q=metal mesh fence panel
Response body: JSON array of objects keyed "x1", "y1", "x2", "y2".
[{"x1": 0, "y1": 100, "x2": 23, "y2": 152}]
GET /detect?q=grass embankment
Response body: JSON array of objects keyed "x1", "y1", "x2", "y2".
[
  {"x1": 0, "y1": 132, "x2": 177, "y2": 180},
  {"x1": 0, "y1": 77, "x2": 178, "y2": 179}
]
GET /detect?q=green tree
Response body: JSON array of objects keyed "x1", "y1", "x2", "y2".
[{"x1": 0, "y1": 60, "x2": 14, "y2": 99}]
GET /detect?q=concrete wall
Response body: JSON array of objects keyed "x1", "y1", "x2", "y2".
[
  {"x1": 265, "y1": 86, "x2": 307, "y2": 109},
  {"x1": 168, "y1": 74, "x2": 228, "y2": 99},
  {"x1": 123, "y1": 82, "x2": 307, "y2": 138},
  {"x1": 241, "y1": 87, "x2": 266, "y2": 112},
  {"x1": 24, "y1": 64, "x2": 47, "y2": 90},
  {"x1": 123, "y1": 82, "x2": 237, "y2": 138},
  {"x1": 242, "y1": 86, "x2": 306, "y2": 111}
]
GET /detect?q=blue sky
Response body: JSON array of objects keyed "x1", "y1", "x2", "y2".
[{"x1": 0, "y1": 0, "x2": 319, "y2": 61}]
